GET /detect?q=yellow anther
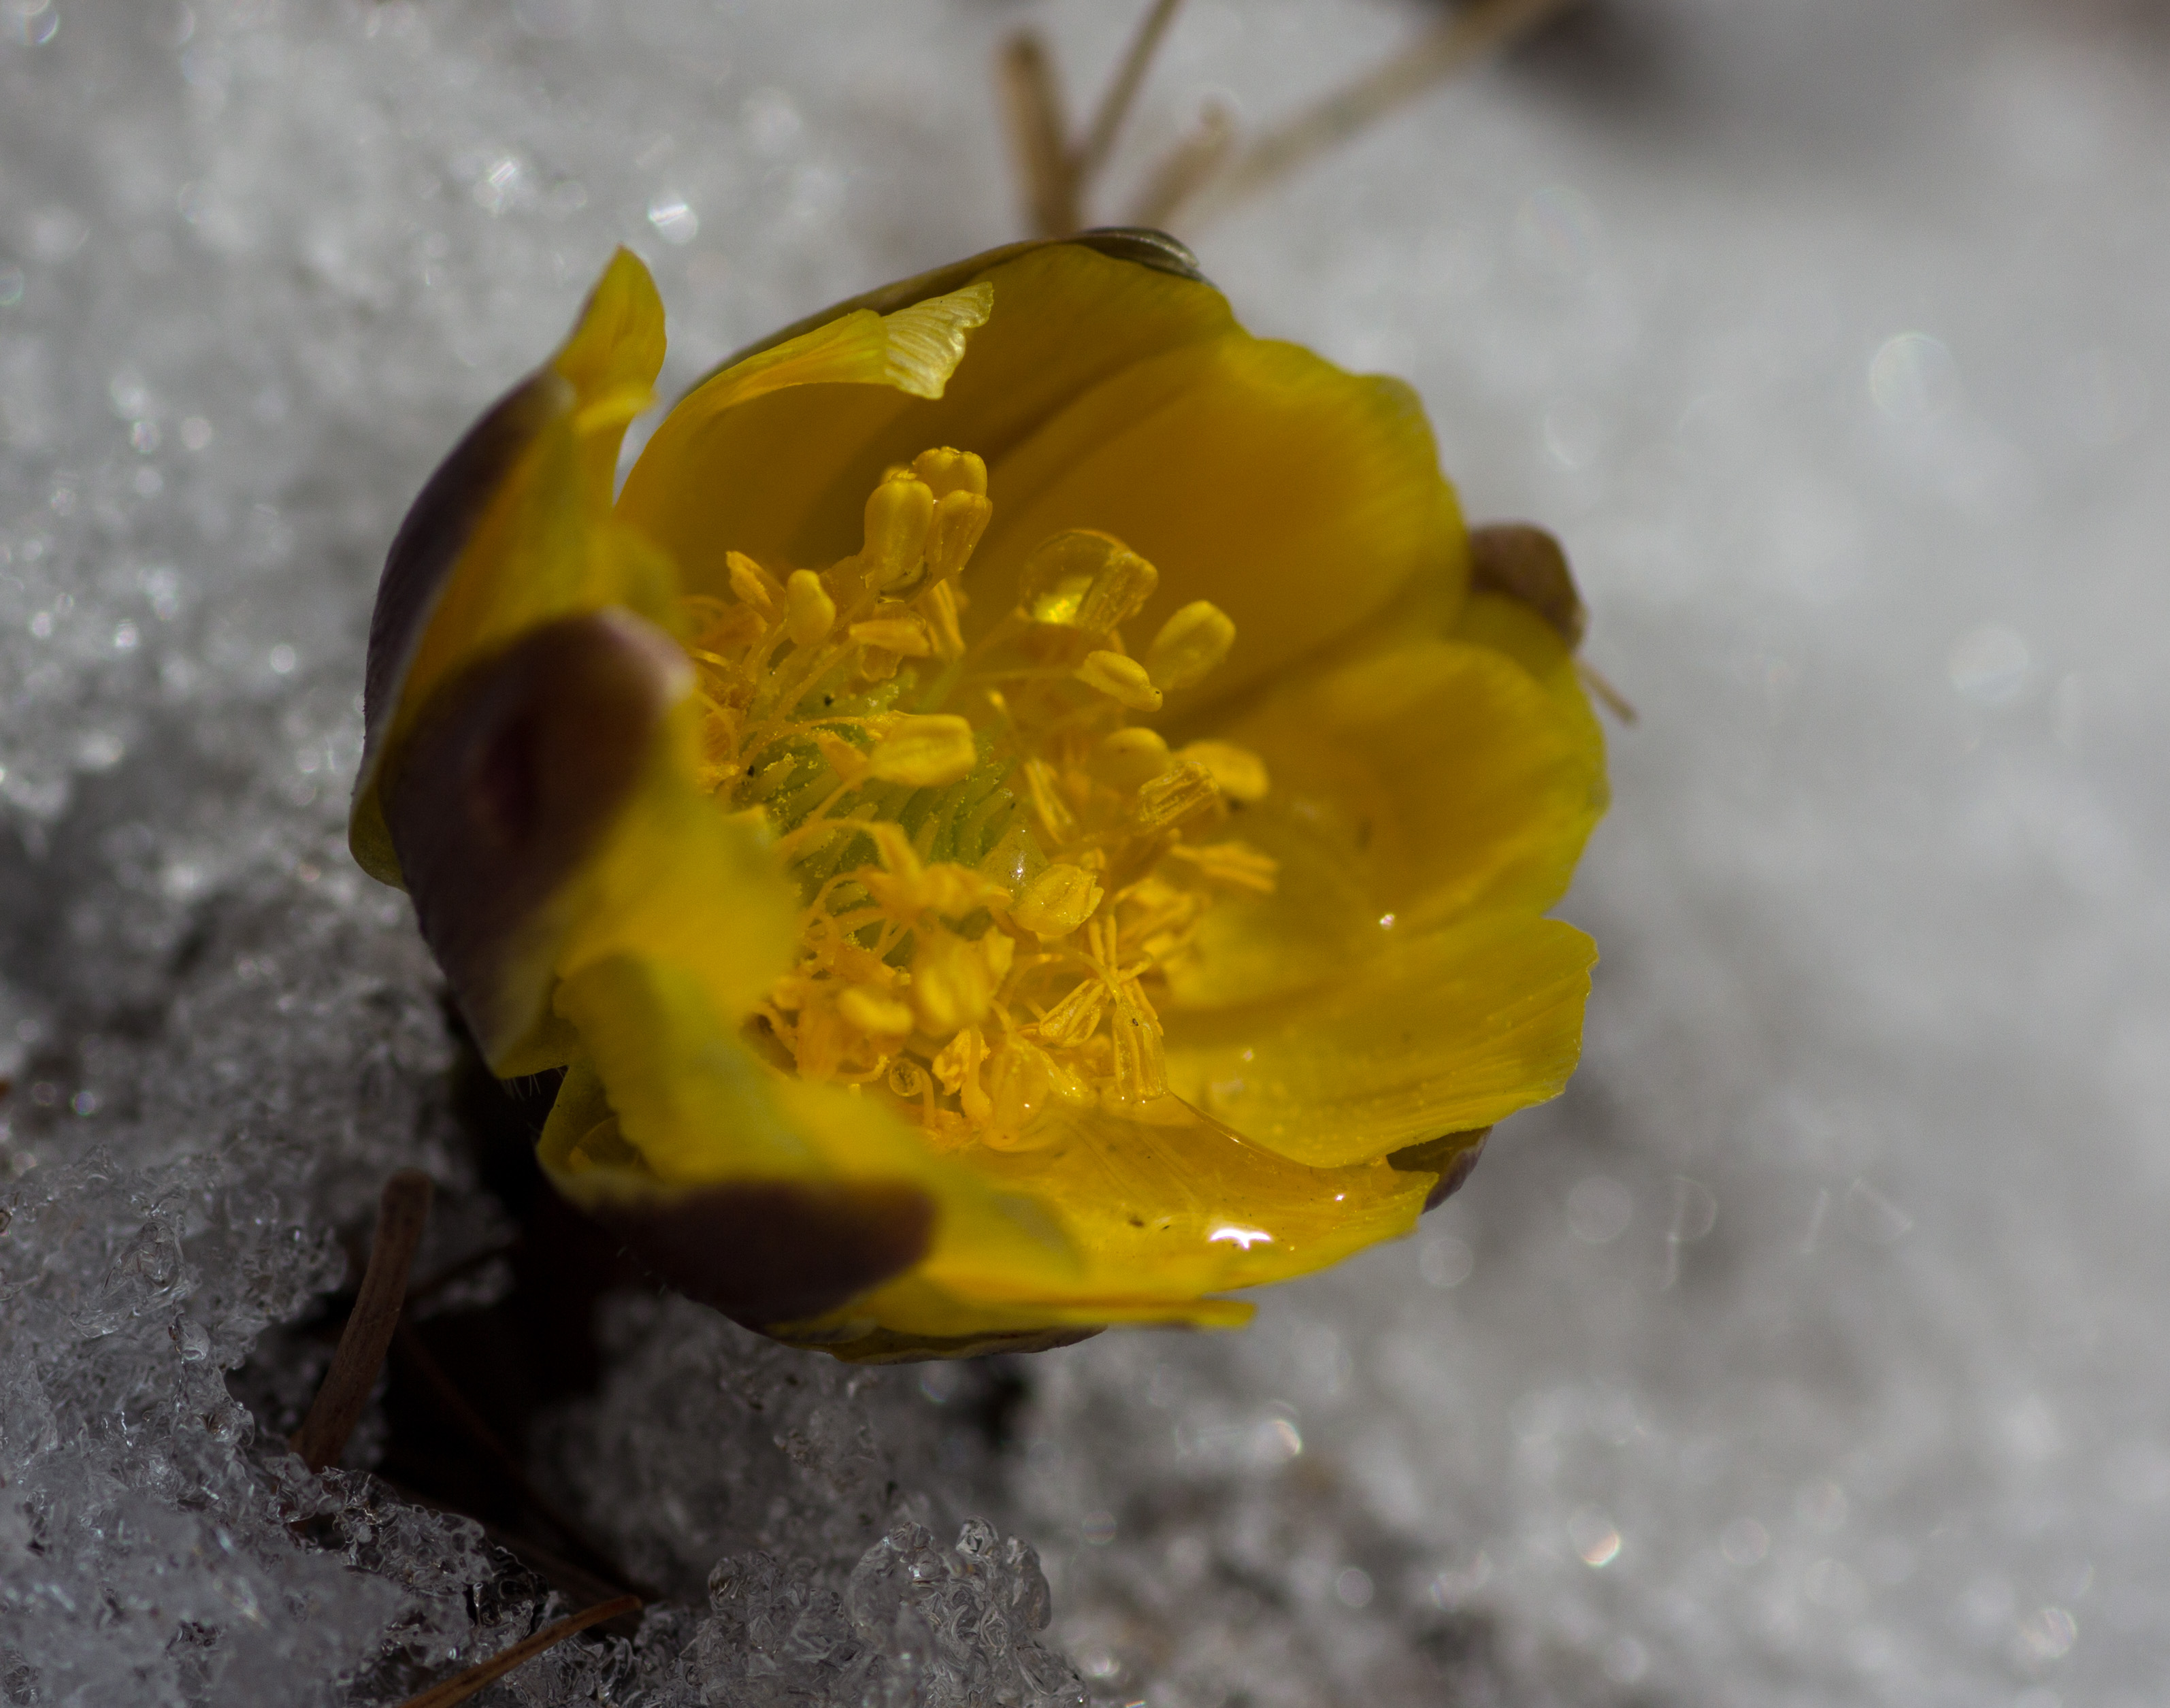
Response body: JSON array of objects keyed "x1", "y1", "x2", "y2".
[
  {"x1": 1106, "y1": 1001, "x2": 1168, "y2": 1103},
  {"x1": 725, "y1": 550, "x2": 780, "y2": 617},
  {"x1": 1011, "y1": 862, "x2": 1104, "y2": 939},
  {"x1": 689, "y1": 600, "x2": 766, "y2": 652},
  {"x1": 1076, "y1": 650, "x2": 1163, "y2": 712},
  {"x1": 1032, "y1": 978, "x2": 1106, "y2": 1049},
  {"x1": 932, "y1": 1027, "x2": 993, "y2": 1125},
  {"x1": 813, "y1": 729, "x2": 870, "y2": 786},
  {"x1": 837, "y1": 986, "x2": 914, "y2": 1036},
  {"x1": 1168, "y1": 840, "x2": 1280, "y2": 893},
  {"x1": 980, "y1": 1038, "x2": 1073, "y2": 1150},
  {"x1": 785, "y1": 570, "x2": 836, "y2": 646},
  {"x1": 864, "y1": 855, "x2": 1010, "y2": 922},
  {"x1": 1145, "y1": 600, "x2": 1236, "y2": 691},
  {"x1": 1179, "y1": 739, "x2": 1269, "y2": 804},
  {"x1": 1096, "y1": 727, "x2": 1172, "y2": 791},
  {"x1": 1133, "y1": 761, "x2": 1219, "y2": 829},
  {"x1": 849, "y1": 614, "x2": 933, "y2": 656},
  {"x1": 1018, "y1": 531, "x2": 1158, "y2": 631},
  {"x1": 921, "y1": 579, "x2": 966, "y2": 659},
  {"x1": 911, "y1": 930, "x2": 996, "y2": 1035},
  {"x1": 866, "y1": 714, "x2": 978, "y2": 786},
  {"x1": 910, "y1": 446, "x2": 987, "y2": 499},
  {"x1": 924, "y1": 865, "x2": 1011, "y2": 917},
  {"x1": 861, "y1": 472, "x2": 934, "y2": 590},
  {"x1": 863, "y1": 819, "x2": 922, "y2": 878},
  {"x1": 925, "y1": 489, "x2": 993, "y2": 582}
]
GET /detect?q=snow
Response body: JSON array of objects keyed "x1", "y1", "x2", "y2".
[{"x1": 3, "y1": 0, "x2": 2166, "y2": 1701}]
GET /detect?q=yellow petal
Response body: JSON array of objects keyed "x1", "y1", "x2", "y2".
[
  {"x1": 968, "y1": 331, "x2": 1462, "y2": 709},
  {"x1": 551, "y1": 246, "x2": 668, "y2": 503},
  {"x1": 542, "y1": 960, "x2": 1089, "y2": 1308},
  {"x1": 617, "y1": 240, "x2": 1232, "y2": 597},
  {"x1": 536, "y1": 1055, "x2": 936, "y2": 1330},
  {"x1": 1164, "y1": 914, "x2": 1596, "y2": 1169},
  {"x1": 1166, "y1": 636, "x2": 1604, "y2": 1013},
  {"x1": 785, "y1": 1094, "x2": 1439, "y2": 1349},
  {"x1": 379, "y1": 608, "x2": 708, "y2": 1075},
  {"x1": 351, "y1": 250, "x2": 670, "y2": 884}
]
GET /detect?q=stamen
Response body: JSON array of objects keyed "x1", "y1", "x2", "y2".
[
  {"x1": 1096, "y1": 727, "x2": 1172, "y2": 789},
  {"x1": 1012, "y1": 862, "x2": 1104, "y2": 939},
  {"x1": 682, "y1": 446, "x2": 1279, "y2": 1151},
  {"x1": 926, "y1": 491, "x2": 993, "y2": 582},
  {"x1": 1146, "y1": 598, "x2": 1235, "y2": 690},
  {"x1": 1075, "y1": 649, "x2": 1163, "y2": 712},
  {"x1": 1177, "y1": 738, "x2": 1268, "y2": 804},
  {"x1": 785, "y1": 570, "x2": 835, "y2": 646},
  {"x1": 861, "y1": 473, "x2": 935, "y2": 591},
  {"x1": 726, "y1": 550, "x2": 781, "y2": 617},
  {"x1": 1018, "y1": 530, "x2": 1157, "y2": 631},
  {"x1": 912, "y1": 446, "x2": 988, "y2": 499},
  {"x1": 865, "y1": 715, "x2": 977, "y2": 786}
]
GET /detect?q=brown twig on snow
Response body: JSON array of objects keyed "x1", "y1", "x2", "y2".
[
  {"x1": 290, "y1": 1169, "x2": 433, "y2": 1473},
  {"x1": 1174, "y1": 0, "x2": 1582, "y2": 227},
  {"x1": 389, "y1": 1318, "x2": 640, "y2": 1596},
  {"x1": 1577, "y1": 658, "x2": 1640, "y2": 725},
  {"x1": 391, "y1": 1595, "x2": 642, "y2": 1708},
  {"x1": 998, "y1": 31, "x2": 1077, "y2": 237},
  {"x1": 1125, "y1": 95, "x2": 1236, "y2": 230},
  {"x1": 1074, "y1": 0, "x2": 1187, "y2": 192},
  {"x1": 999, "y1": 0, "x2": 1190, "y2": 237}
]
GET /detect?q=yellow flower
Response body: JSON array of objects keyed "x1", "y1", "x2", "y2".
[{"x1": 349, "y1": 231, "x2": 1606, "y2": 1361}]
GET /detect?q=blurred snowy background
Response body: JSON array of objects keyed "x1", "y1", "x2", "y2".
[{"x1": 3, "y1": 0, "x2": 2167, "y2": 1702}]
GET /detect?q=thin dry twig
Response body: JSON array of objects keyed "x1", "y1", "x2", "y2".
[
  {"x1": 1000, "y1": 0, "x2": 1189, "y2": 237},
  {"x1": 390, "y1": 1319, "x2": 639, "y2": 1596},
  {"x1": 392, "y1": 1595, "x2": 641, "y2": 1708},
  {"x1": 998, "y1": 31, "x2": 1076, "y2": 237},
  {"x1": 1577, "y1": 658, "x2": 1640, "y2": 725},
  {"x1": 1126, "y1": 95, "x2": 1235, "y2": 229},
  {"x1": 291, "y1": 1170, "x2": 434, "y2": 1473},
  {"x1": 1074, "y1": 0, "x2": 1187, "y2": 189},
  {"x1": 1179, "y1": 0, "x2": 1581, "y2": 226}
]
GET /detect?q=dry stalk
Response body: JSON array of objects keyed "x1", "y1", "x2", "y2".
[
  {"x1": 391, "y1": 1596, "x2": 642, "y2": 1708},
  {"x1": 290, "y1": 1169, "x2": 433, "y2": 1473}
]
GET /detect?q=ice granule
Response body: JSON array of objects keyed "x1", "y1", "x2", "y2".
[
  {"x1": 531, "y1": 1292, "x2": 959, "y2": 1598},
  {"x1": 681, "y1": 1521, "x2": 1082, "y2": 1708}
]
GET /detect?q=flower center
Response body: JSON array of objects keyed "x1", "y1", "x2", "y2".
[{"x1": 678, "y1": 448, "x2": 1276, "y2": 1152}]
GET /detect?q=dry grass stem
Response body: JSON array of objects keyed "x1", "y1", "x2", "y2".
[
  {"x1": 1126, "y1": 97, "x2": 1236, "y2": 229},
  {"x1": 1000, "y1": 0, "x2": 1190, "y2": 235},
  {"x1": 1180, "y1": 0, "x2": 1582, "y2": 226},
  {"x1": 290, "y1": 1169, "x2": 433, "y2": 1473},
  {"x1": 392, "y1": 1595, "x2": 642, "y2": 1708},
  {"x1": 1076, "y1": 0, "x2": 1187, "y2": 188},
  {"x1": 1577, "y1": 659, "x2": 1640, "y2": 725},
  {"x1": 390, "y1": 1319, "x2": 640, "y2": 1594},
  {"x1": 998, "y1": 31, "x2": 1077, "y2": 237}
]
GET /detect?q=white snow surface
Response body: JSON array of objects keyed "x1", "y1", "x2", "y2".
[{"x1": 2, "y1": 0, "x2": 2167, "y2": 1703}]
